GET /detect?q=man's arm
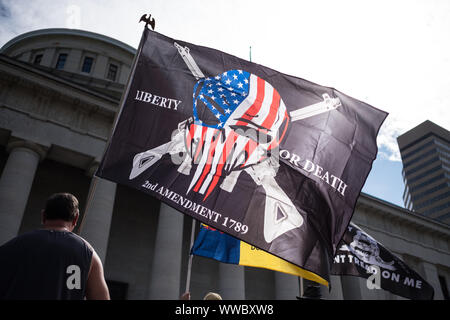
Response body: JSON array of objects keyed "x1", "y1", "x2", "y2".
[{"x1": 85, "y1": 250, "x2": 110, "y2": 300}]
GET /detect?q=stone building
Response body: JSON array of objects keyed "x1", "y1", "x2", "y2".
[
  {"x1": 0, "y1": 28, "x2": 449, "y2": 300},
  {"x1": 397, "y1": 120, "x2": 450, "y2": 224}
]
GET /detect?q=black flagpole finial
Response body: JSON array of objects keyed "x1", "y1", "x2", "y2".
[{"x1": 139, "y1": 14, "x2": 156, "y2": 30}]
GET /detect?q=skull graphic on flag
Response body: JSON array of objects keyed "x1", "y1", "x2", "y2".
[
  {"x1": 185, "y1": 69, "x2": 289, "y2": 201},
  {"x1": 128, "y1": 42, "x2": 343, "y2": 244}
]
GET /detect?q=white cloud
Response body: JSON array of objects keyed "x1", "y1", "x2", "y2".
[{"x1": 1, "y1": 0, "x2": 449, "y2": 164}]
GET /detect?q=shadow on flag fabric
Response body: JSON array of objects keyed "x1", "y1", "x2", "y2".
[
  {"x1": 192, "y1": 223, "x2": 329, "y2": 287},
  {"x1": 96, "y1": 27, "x2": 388, "y2": 283},
  {"x1": 332, "y1": 223, "x2": 435, "y2": 300}
]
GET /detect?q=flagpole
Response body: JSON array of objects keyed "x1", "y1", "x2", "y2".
[
  {"x1": 299, "y1": 277, "x2": 304, "y2": 298},
  {"x1": 77, "y1": 14, "x2": 155, "y2": 235},
  {"x1": 185, "y1": 218, "x2": 196, "y2": 294}
]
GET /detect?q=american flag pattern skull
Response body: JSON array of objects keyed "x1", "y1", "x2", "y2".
[{"x1": 184, "y1": 69, "x2": 290, "y2": 200}]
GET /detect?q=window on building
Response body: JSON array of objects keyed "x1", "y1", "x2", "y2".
[
  {"x1": 411, "y1": 183, "x2": 447, "y2": 202},
  {"x1": 408, "y1": 165, "x2": 442, "y2": 184},
  {"x1": 402, "y1": 139, "x2": 436, "y2": 160},
  {"x1": 81, "y1": 57, "x2": 94, "y2": 73},
  {"x1": 405, "y1": 156, "x2": 440, "y2": 176},
  {"x1": 106, "y1": 63, "x2": 118, "y2": 81},
  {"x1": 55, "y1": 53, "x2": 68, "y2": 70},
  {"x1": 33, "y1": 54, "x2": 43, "y2": 65},
  {"x1": 409, "y1": 173, "x2": 445, "y2": 194}
]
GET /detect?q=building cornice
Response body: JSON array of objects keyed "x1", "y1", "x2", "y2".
[
  {"x1": 357, "y1": 192, "x2": 450, "y2": 238},
  {"x1": 0, "y1": 28, "x2": 136, "y2": 55},
  {"x1": 0, "y1": 54, "x2": 119, "y2": 115}
]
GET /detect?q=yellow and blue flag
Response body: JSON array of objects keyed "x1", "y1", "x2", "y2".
[{"x1": 192, "y1": 223, "x2": 329, "y2": 287}]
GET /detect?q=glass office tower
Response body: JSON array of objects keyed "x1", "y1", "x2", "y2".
[{"x1": 397, "y1": 120, "x2": 450, "y2": 224}]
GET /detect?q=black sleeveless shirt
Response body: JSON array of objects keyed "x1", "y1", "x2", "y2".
[{"x1": 0, "y1": 229, "x2": 93, "y2": 300}]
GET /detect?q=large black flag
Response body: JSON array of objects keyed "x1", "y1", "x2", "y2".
[
  {"x1": 97, "y1": 28, "x2": 387, "y2": 281},
  {"x1": 332, "y1": 223, "x2": 434, "y2": 300}
]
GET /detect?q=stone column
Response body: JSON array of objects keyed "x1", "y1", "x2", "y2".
[
  {"x1": 219, "y1": 264, "x2": 246, "y2": 300},
  {"x1": 302, "y1": 278, "x2": 323, "y2": 299},
  {"x1": 420, "y1": 260, "x2": 444, "y2": 300},
  {"x1": 148, "y1": 203, "x2": 184, "y2": 299},
  {"x1": 341, "y1": 275, "x2": 362, "y2": 300},
  {"x1": 320, "y1": 275, "x2": 344, "y2": 300},
  {"x1": 79, "y1": 165, "x2": 117, "y2": 263},
  {"x1": 274, "y1": 272, "x2": 299, "y2": 300},
  {"x1": 329, "y1": 275, "x2": 344, "y2": 299},
  {"x1": 0, "y1": 141, "x2": 45, "y2": 245}
]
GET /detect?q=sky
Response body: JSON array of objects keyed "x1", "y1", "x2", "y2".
[{"x1": 1, "y1": 0, "x2": 449, "y2": 208}]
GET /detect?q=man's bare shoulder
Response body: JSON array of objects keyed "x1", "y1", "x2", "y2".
[{"x1": 71, "y1": 232, "x2": 95, "y2": 253}]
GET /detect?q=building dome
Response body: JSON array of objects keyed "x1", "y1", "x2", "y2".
[{"x1": 0, "y1": 28, "x2": 136, "y2": 99}]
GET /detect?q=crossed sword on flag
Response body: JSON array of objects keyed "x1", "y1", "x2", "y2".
[{"x1": 129, "y1": 43, "x2": 342, "y2": 243}]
